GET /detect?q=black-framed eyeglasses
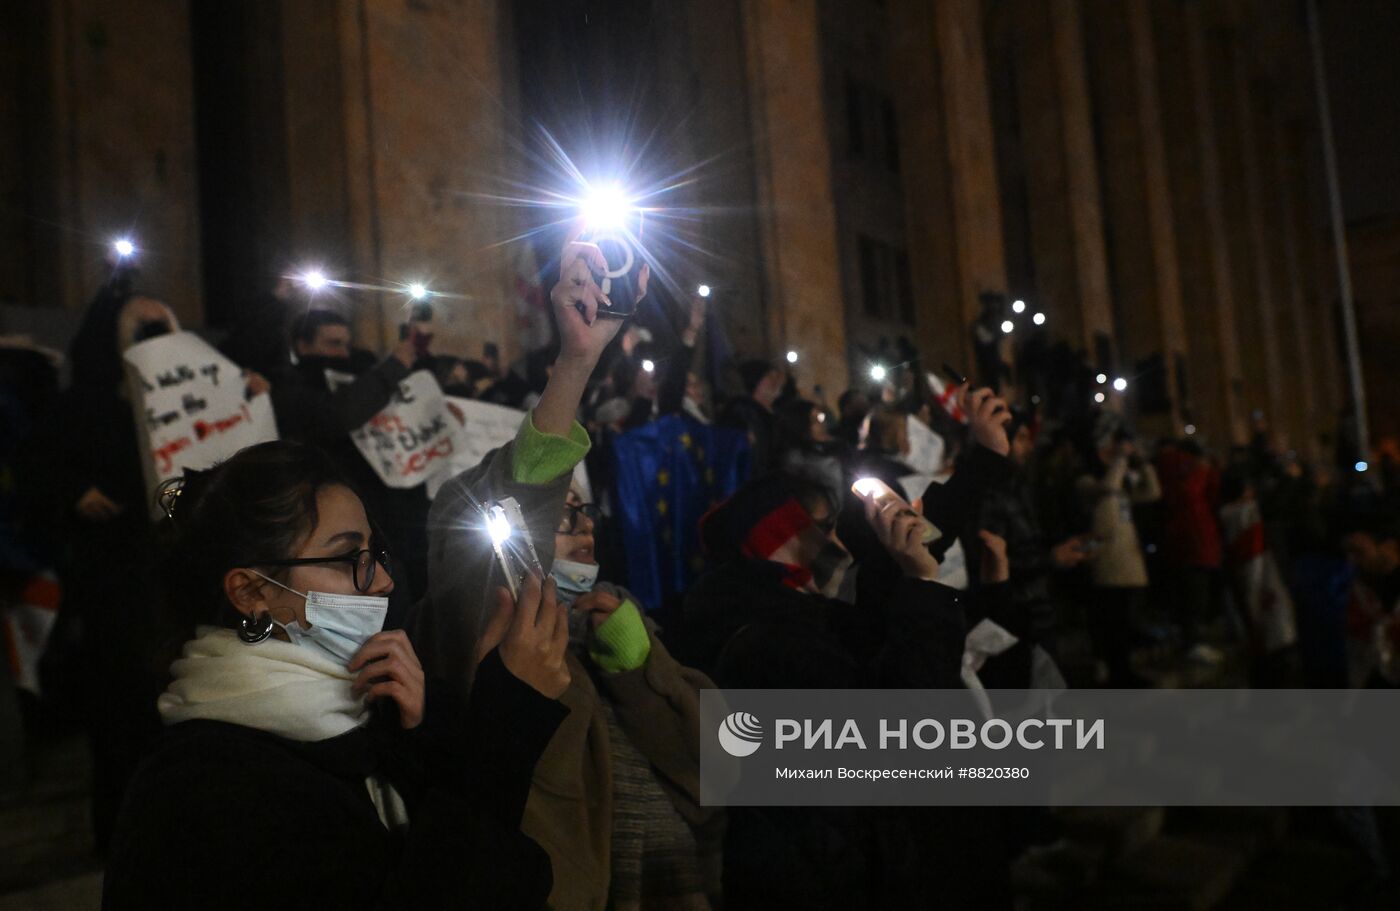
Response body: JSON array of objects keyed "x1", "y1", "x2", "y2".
[
  {"x1": 257, "y1": 548, "x2": 392, "y2": 593},
  {"x1": 557, "y1": 503, "x2": 601, "y2": 535}
]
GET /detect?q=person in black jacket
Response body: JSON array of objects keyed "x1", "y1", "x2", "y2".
[
  {"x1": 270, "y1": 308, "x2": 434, "y2": 602},
  {"x1": 103, "y1": 439, "x2": 570, "y2": 910},
  {"x1": 683, "y1": 383, "x2": 1018, "y2": 910},
  {"x1": 717, "y1": 359, "x2": 784, "y2": 477}
]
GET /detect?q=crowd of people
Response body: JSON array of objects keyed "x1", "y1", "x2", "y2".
[{"x1": 0, "y1": 226, "x2": 1396, "y2": 908}]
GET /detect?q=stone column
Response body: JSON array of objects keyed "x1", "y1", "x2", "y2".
[
  {"x1": 932, "y1": 0, "x2": 1009, "y2": 345},
  {"x1": 738, "y1": 0, "x2": 849, "y2": 394},
  {"x1": 1268, "y1": 112, "x2": 1322, "y2": 457},
  {"x1": 889, "y1": 0, "x2": 966, "y2": 371},
  {"x1": 1001, "y1": 0, "x2": 1115, "y2": 355},
  {"x1": 26, "y1": 0, "x2": 204, "y2": 323},
  {"x1": 327, "y1": 0, "x2": 521, "y2": 361},
  {"x1": 1206, "y1": 30, "x2": 1273, "y2": 437},
  {"x1": 1084, "y1": 0, "x2": 1189, "y2": 435},
  {"x1": 1226, "y1": 37, "x2": 1290, "y2": 445},
  {"x1": 1153, "y1": 0, "x2": 1248, "y2": 445}
]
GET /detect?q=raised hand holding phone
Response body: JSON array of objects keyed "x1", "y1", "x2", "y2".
[
  {"x1": 854, "y1": 479, "x2": 940, "y2": 582},
  {"x1": 537, "y1": 223, "x2": 650, "y2": 436}
]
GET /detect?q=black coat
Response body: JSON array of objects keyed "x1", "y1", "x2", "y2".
[
  {"x1": 269, "y1": 355, "x2": 432, "y2": 602},
  {"x1": 102, "y1": 650, "x2": 567, "y2": 910},
  {"x1": 681, "y1": 547, "x2": 1014, "y2": 909}
]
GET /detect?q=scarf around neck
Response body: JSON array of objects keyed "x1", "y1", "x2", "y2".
[{"x1": 158, "y1": 626, "x2": 369, "y2": 742}]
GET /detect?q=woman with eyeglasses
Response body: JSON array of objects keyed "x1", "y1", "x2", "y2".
[
  {"x1": 102, "y1": 440, "x2": 571, "y2": 910},
  {"x1": 414, "y1": 231, "x2": 720, "y2": 911},
  {"x1": 546, "y1": 481, "x2": 723, "y2": 911}
]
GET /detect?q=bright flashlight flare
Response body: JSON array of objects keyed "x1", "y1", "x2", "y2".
[
  {"x1": 486, "y1": 507, "x2": 513, "y2": 546},
  {"x1": 853, "y1": 478, "x2": 883, "y2": 498},
  {"x1": 786, "y1": 350, "x2": 798, "y2": 365},
  {"x1": 408, "y1": 283, "x2": 429, "y2": 300},
  {"x1": 697, "y1": 284, "x2": 711, "y2": 298},
  {"x1": 870, "y1": 365, "x2": 887, "y2": 382},
  {"x1": 302, "y1": 270, "x2": 328, "y2": 291},
  {"x1": 113, "y1": 238, "x2": 136, "y2": 258},
  {"x1": 581, "y1": 184, "x2": 633, "y2": 228}
]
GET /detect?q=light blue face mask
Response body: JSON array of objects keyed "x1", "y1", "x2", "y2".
[
  {"x1": 550, "y1": 558, "x2": 599, "y2": 605},
  {"x1": 551, "y1": 558, "x2": 599, "y2": 646},
  {"x1": 250, "y1": 571, "x2": 388, "y2": 667}
]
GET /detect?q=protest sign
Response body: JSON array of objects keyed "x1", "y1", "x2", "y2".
[
  {"x1": 124, "y1": 331, "x2": 278, "y2": 515},
  {"x1": 351, "y1": 371, "x2": 464, "y2": 489},
  {"x1": 421, "y1": 397, "x2": 592, "y2": 500}
]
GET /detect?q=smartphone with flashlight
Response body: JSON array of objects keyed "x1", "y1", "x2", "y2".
[
  {"x1": 851, "y1": 477, "x2": 940, "y2": 545},
  {"x1": 585, "y1": 230, "x2": 646, "y2": 320},
  {"x1": 484, "y1": 497, "x2": 544, "y2": 601}
]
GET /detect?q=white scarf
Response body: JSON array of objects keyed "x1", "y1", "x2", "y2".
[
  {"x1": 158, "y1": 626, "x2": 409, "y2": 828},
  {"x1": 158, "y1": 626, "x2": 368, "y2": 742}
]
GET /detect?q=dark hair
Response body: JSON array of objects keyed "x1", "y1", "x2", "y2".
[
  {"x1": 1219, "y1": 466, "x2": 1252, "y2": 505},
  {"x1": 291, "y1": 309, "x2": 351, "y2": 347},
  {"x1": 164, "y1": 440, "x2": 354, "y2": 628},
  {"x1": 738, "y1": 359, "x2": 777, "y2": 396}
]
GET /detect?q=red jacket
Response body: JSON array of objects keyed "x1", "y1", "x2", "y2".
[{"x1": 1156, "y1": 449, "x2": 1222, "y2": 569}]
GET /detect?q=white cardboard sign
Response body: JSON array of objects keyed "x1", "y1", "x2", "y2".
[
  {"x1": 124, "y1": 331, "x2": 278, "y2": 514},
  {"x1": 351, "y1": 371, "x2": 463, "y2": 489}
]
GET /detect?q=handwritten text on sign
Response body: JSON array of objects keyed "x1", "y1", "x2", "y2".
[
  {"x1": 123, "y1": 331, "x2": 278, "y2": 513},
  {"x1": 351, "y1": 371, "x2": 464, "y2": 489}
]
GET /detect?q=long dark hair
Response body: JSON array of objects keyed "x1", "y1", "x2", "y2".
[{"x1": 161, "y1": 441, "x2": 353, "y2": 639}]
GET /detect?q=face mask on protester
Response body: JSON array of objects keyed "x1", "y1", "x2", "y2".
[
  {"x1": 551, "y1": 558, "x2": 599, "y2": 603},
  {"x1": 248, "y1": 570, "x2": 388, "y2": 667}
]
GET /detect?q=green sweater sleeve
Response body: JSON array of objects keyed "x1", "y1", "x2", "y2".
[
  {"x1": 509, "y1": 411, "x2": 591, "y2": 484},
  {"x1": 588, "y1": 600, "x2": 652, "y2": 674}
]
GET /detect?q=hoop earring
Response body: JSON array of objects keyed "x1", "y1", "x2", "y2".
[{"x1": 238, "y1": 611, "x2": 274, "y2": 644}]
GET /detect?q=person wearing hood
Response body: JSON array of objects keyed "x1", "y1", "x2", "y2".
[
  {"x1": 414, "y1": 233, "x2": 717, "y2": 910},
  {"x1": 103, "y1": 440, "x2": 568, "y2": 909},
  {"x1": 269, "y1": 308, "x2": 434, "y2": 602},
  {"x1": 681, "y1": 462, "x2": 1014, "y2": 908},
  {"x1": 21, "y1": 285, "x2": 267, "y2": 853}
]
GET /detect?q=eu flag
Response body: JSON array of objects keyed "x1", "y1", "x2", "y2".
[{"x1": 609, "y1": 415, "x2": 750, "y2": 611}]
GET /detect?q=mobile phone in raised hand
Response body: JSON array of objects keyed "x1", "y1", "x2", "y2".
[
  {"x1": 483, "y1": 497, "x2": 544, "y2": 601},
  {"x1": 851, "y1": 477, "x2": 940, "y2": 545}
]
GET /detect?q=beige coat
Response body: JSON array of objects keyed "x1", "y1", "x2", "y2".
[
  {"x1": 526, "y1": 621, "x2": 720, "y2": 911},
  {"x1": 1078, "y1": 457, "x2": 1161, "y2": 588}
]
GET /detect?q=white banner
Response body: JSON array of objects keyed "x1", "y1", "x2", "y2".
[
  {"x1": 124, "y1": 331, "x2": 278, "y2": 514},
  {"x1": 351, "y1": 371, "x2": 464, "y2": 489}
]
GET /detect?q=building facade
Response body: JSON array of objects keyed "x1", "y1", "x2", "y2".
[{"x1": 0, "y1": 0, "x2": 1355, "y2": 456}]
